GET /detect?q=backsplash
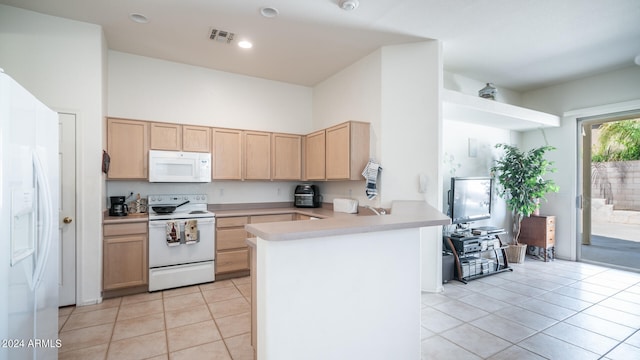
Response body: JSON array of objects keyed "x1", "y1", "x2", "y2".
[{"x1": 106, "y1": 181, "x2": 302, "y2": 207}]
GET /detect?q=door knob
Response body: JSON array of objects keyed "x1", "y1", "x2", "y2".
[{"x1": 63, "y1": 217, "x2": 73, "y2": 224}]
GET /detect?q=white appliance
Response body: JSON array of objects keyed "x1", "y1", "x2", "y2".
[
  {"x1": 1, "y1": 71, "x2": 60, "y2": 359},
  {"x1": 148, "y1": 150, "x2": 211, "y2": 183},
  {"x1": 147, "y1": 194, "x2": 215, "y2": 291}
]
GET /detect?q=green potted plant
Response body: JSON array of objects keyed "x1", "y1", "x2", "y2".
[{"x1": 491, "y1": 144, "x2": 559, "y2": 263}]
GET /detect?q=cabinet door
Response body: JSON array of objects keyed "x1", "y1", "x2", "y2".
[
  {"x1": 305, "y1": 130, "x2": 326, "y2": 180},
  {"x1": 212, "y1": 128, "x2": 243, "y2": 180},
  {"x1": 325, "y1": 121, "x2": 370, "y2": 181},
  {"x1": 217, "y1": 228, "x2": 249, "y2": 250},
  {"x1": 107, "y1": 118, "x2": 149, "y2": 179},
  {"x1": 217, "y1": 249, "x2": 250, "y2": 273},
  {"x1": 103, "y1": 233, "x2": 148, "y2": 290},
  {"x1": 272, "y1": 133, "x2": 302, "y2": 180},
  {"x1": 520, "y1": 216, "x2": 554, "y2": 249},
  {"x1": 325, "y1": 123, "x2": 351, "y2": 180},
  {"x1": 182, "y1": 125, "x2": 211, "y2": 152},
  {"x1": 244, "y1": 131, "x2": 271, "y2": 180},
  {"x1": 150, "y1": 122, "x2": 182, "y2": 150}
]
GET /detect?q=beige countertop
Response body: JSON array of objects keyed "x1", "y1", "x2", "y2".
[
  {"x1": 245, "y1": 201, "x2": 450, "y2": 241},
  {"x1": 103, "y1": 211, "x2": 148, "y2": 224},
  {"x1": 102, "y1": 202, "x2": 451, "y2": 242},
  {"x1": 212, "y1": 206, "x2": 336, "y2": 219}
]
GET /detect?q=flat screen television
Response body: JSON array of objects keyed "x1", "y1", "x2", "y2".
[{"x1": 448, "y1": 177, "x2": 493, "y2": 225}]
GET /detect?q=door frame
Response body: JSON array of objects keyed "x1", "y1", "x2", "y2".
[
  {"x1": 56, "y1": 111, "x2": 79, "y2": 306},
  {"x1": 576, "y1": 107, "x2": 640, "y2": 264},
  {"x1": 563, "y1": 99, "x2": 640, "y2": 262}
]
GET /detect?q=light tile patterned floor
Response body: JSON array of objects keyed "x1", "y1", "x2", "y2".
[
  {"x1": 422, "y1": 259, "x2": 640, "y2": 360},
  {"x1": 58, "y1": 260, "x2": 640, "y2": 359},
  {"x1": 58, "y1": 277, "x2": 253, "y2": 360}
]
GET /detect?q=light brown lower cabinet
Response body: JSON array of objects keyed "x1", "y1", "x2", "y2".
[
  {"x1": 215, "y1": 213, "x2": 294, "y2": 279},
  {"x1": 103, "y1": 221, "x2": 148, "y2": 292},
  {"x1": 215, "y1": 216, "x2": 250, "y2": 278},
  {"x1": 217, "y1": 249, "x2": 250, "y2": 274}
]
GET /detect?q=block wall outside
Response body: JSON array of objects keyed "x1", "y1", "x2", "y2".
[{"x1": 591, "y1": 160, "x2": 640, "y2": 211}]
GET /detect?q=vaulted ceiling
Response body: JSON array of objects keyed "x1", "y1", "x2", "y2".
[{"x1": 2, "y1": 0, "x2": 639, "y2": 91}]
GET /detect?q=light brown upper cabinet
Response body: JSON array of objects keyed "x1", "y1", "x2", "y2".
[
  {"x1": 151, "y1": 123, "x2": 210, "y2": 152},
  {"x1": 272, "y1": 133, "x2": 302, "y2": 180},
  {"x1": 182, "y1": 125, "x2": 211, "y2": 152},
  {"x1": 212, "y1": 128, "x2": 243, "y2": 180},
  {"x1": 150, "y1": 122, "x2": 182, "y2": 150},
  {"x1": 107, "y1": 118, "x2": 149, "y2": 180},
  {"x1": 325, "y1": 121, "x2": 370, "y2": 180},
  {"x1": 305, "y1": 129, "x2": 326, "y2": 180},
  {"x1": 244, "y1": 131, "x2": 272, "y2": 180}
]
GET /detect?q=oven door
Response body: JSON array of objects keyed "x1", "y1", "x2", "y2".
[{"x1": 148, "y1": 217, "x2": 215, "y2": 268}]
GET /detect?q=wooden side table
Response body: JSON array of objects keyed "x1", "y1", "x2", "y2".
[{"x1": 519, "y1": 215, "x2": 555, "y2": 261}]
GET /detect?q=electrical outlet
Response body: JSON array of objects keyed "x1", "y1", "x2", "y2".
[
  {"x1": 219, "y1": 188, "x2": 224, "y2": 196},
  {"x1": 277, "y1": 188, "x2": 281, "y2": 196}
]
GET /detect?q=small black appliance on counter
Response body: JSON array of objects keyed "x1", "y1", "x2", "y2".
[
  {"x1": 109, "y1": 196, "x2": 129, "y2": 216},
  {"x1": 294, "y1": 184, "x2": 322, "y2": 208}
]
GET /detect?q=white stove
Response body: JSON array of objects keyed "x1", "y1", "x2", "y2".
[
  {"x1": 147, "y1": 194, "x2": 216, "y2": 291},
  {"x1": 148, "y1": 194, "x2": 215, "y2": 220}
]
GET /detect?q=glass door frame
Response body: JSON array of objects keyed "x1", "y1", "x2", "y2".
[{"x1": 577, "y1": 109, "x2": 640, "y2": 264}]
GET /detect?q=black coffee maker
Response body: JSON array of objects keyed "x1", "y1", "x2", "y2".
[{"x1": 109, "y1": 196, "x2": 129, "y2": 216}]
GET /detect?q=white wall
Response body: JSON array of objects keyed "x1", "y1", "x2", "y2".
[
  {"x1": 257, "y1": 228, "x2": 421, "y2": 360},
  {"x1": 313, "y1": 41, "x2": 445, "y2": 292},
  {"x1": 444, "y1": 71, "x2": 523, "y2": 106},
  {"x1": 0, "y1": 5, "x2": 106, "y2": 305},
  {"x1": 313, "y1": 42, "x2": 443, "y2": 210},
  {"x1": 312, "y1": 48, "x2": 382, "y2": 206},
  {"x1": 521, "y1": 66, "x2": 640, "y2": 260},
  {"x1": 442, "y1": 120, "x2": 517, "y2": 237},
  {"x1": 107, "y1": 51, "x2": 314, "y2": 203},
  {"x1": 108, "y1": 51, "x2": 312, "y2": 133}
]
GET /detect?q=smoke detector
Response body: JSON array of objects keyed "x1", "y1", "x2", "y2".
[
  {"x1": 339, "y1": 0, "x2": 359, "y2": 11},
  {"x1": 209, "y1": 28, "x2": 235, "y2": 44}
]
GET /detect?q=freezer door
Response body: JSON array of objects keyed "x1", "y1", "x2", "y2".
[{"x1": 0, "y1": 72, "x2": 60, "y2": 359}]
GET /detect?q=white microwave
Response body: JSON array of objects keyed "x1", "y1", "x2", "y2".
[{"x1": 148, "y1": 150, "x2": 211, "y2": 183}]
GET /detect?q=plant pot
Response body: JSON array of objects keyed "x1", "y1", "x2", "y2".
[{"x1": 505, "y1": 244, "x2": 527, "y2": 264}]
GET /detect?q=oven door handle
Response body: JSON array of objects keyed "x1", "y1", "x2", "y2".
[{"x1": 149, "y1": 217, "x2": 215, "y2": 228}]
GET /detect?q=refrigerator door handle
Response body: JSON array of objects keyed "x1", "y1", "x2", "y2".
[{"x1": 31, "y1": 150, "x2": 54, "y2": 291}]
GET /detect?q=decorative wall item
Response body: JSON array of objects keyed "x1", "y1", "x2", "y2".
[
  {"x1": 468, "y1": 138, "x2": 478, "y2": 157},
  {"x1": 478, "y1": 83, "x2": 497, "y2": 100},
  {"x1": 443, "y1": 152, "x2": 462, "y2": 176}
]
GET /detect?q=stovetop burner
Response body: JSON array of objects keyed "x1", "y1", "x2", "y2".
[{"x1": 147, "y1": 194, "x2": 215, "y2": 220}]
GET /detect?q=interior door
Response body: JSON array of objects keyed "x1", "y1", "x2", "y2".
[{"x1": 58, "y1": 113, "x2": 76, "y2": 306}]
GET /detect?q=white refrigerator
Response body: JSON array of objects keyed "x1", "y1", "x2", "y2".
[{"x1": 1, "y1": 70, "x2": 60, "y2": 359}]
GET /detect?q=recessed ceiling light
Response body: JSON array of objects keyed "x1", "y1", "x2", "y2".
[
  {"x1": 238, "y1": 40, "x2": 253, "y2": 49},
  {"x1": 260, "y1": 7, "x2": 279, "y2": 18},
  {"x1": 129, "y1": 13, "x2": 149, "y2": 24}
]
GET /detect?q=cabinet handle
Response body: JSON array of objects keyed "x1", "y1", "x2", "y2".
[{"x1": 63, "y1": 217, "x2": 73, "y2": 224}]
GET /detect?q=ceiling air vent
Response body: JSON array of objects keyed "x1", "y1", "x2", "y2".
[{"x1": 209, "y1": 28, "x2": 235, "y2": 44}]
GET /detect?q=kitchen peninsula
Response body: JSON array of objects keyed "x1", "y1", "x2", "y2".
[{"x1": 246, "y1": 201, "x2": 450, "y2": 360}]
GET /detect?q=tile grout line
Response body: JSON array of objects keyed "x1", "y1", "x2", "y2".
[
  {"x1": 205, "y1": 283, "x2": 236, "y2": 359},
  {"x1": 421, "y1": 262, "x2": 640, "y2": 359},
  {"x1": 104, "y1": 298, "x2": 121, "y2": 360}
]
